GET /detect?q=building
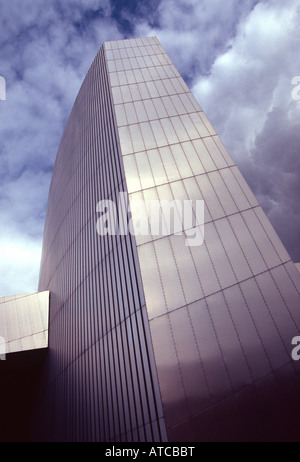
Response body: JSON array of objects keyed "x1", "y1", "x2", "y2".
[{"x1": 2, "y1": 36, "x2": 300, "y2": 442}]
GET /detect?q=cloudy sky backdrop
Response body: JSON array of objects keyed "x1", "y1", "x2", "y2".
[{"x1": 0, "y1": 0, "x2": 300, "y2": 296}]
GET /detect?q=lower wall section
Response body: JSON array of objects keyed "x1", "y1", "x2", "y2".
[
  {"x1": 0, "y1": 349, "x2": 47, "y2": 442},
  {"x1": 167, "y1": 362, "x2": 300, "y2": 442},
  {"x1": 146, "y1": 259, "x2": 300, "y2": 442},
  {"x1": 32, "y1": 303, "x2": 167, "y2": 442}
]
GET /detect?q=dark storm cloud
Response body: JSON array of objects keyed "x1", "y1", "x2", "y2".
[
  {"x1": 110, "y1": 0, "x2": 161, "y2": 36},
  {"x1": 135, "y1": 0, "x2": 261, "y2": 84},
  {"x1": 243, "y1": 105, "x2": 300, "y2": 261}
]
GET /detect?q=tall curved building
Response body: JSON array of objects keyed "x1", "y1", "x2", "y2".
[{"x1": 36, "y1": 36, "x2": 300, "y2": 442}]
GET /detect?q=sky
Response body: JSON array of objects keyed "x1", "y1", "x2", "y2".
[{"x1": 0, "y1": 0, "x2": 299, "y2": 296}]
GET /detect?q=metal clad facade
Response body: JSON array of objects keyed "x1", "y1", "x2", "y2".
[
  {"x1": 37, "y1": 37, "x2": 300, "y2": 442},
  {"x1": 38, "y1": 44, "x2": 166, "y2": 442}
]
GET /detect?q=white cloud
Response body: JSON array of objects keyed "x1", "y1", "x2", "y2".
[
  {"x1": 192, "y1": 0, "x2": 300, "y2": 152},
  {"x1": 191, "y1": 0, "x2": 300, "y2": 260},
  {"x1": 0, "y1": 1, "x2": 122, "y2": 296},
  {"x1": 0, "y1": 235, "x2": 42, "y2": 296}
]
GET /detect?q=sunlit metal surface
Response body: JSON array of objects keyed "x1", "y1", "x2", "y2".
[
  {"x1": 108, "y1": 37, "x2": 300, "y2": 441},
  {"x1": 0, "y1": 291, "x2": 49, "y2": 353}
]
